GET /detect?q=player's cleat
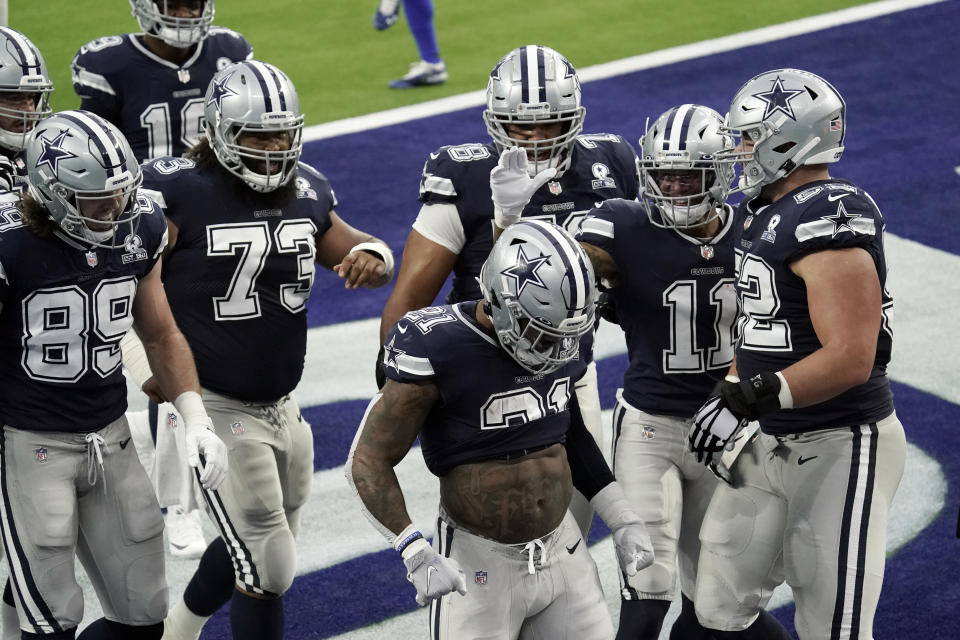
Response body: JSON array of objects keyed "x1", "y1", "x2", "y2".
[
  {"x1": 373, "y1": 0, "x2": 401, "y2": 30},
  {"x1": 388, "y1": 60, "x2": 447, "y2": 89},
  {"x1": 166, "y1": 506, "x2": 207, "y2": 558}
]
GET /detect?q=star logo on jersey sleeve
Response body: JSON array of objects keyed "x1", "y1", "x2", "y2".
[
  {"x1": 501, "y1": 245, "x2": 550, "y2": 295},
  {"x1": 34, "y1": 129, "x2": 76, "y2": 174},
  {"x1": 207, "y1": 70, "x2": 238, "y2": 113},
  {"x1": 820, "y1": 199, "x2": 861, "y2": 238},
  {"x1": 751, "y1": 76, "x2": 804, "y2": 121},
  {"x1": 382, "y1": 335, "x2": 406, "y2": 373}
]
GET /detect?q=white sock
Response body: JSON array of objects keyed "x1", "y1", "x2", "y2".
[
  {"x1": 162, "y1": 598, "x2": 210, "y2": 640},
  {"x1": 1, "y1": 599, "x2": 19, "y2": 640},
  {"x1": 378, "y1": 0, "x2": 400, "y2": 13}
]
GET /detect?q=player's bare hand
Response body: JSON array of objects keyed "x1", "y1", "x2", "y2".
[
  {"x1": 335, "y1": 250, "x2": 388, "y2": 289},
  {"x1": 141, "y1": 375, "x2": 168, "y2": 404}
]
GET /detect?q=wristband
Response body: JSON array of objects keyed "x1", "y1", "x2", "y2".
[
  {"x1": 724, "y1": 374, "x2": 740, "y2": 383},
  {"x1": 775, "y1": 371, "x2": 794, "y2": 409},
  {"x1": 173, "y1": 390, "x2": 209, "y2": 426},
  {"x1": 350, "y1": 241, "x2": 395, "y2": 279},
  {"x1": 589, "y1": 482, "x2": 643, "y2": 530}
]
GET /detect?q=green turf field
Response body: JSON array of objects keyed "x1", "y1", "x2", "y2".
[{"x1": 15, "y1": 1, "x2": 871, "y2": 125}]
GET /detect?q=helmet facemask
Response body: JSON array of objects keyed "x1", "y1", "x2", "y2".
[
  {"x1": 209, "y1": 117, "x2": 303, "y2": 192},
  {"x1": 131, "y1": 0, "x2": 215, "y2": 48},
  {"x1": 484, "y1": 107, "x2": 585, "y2": 178},
  {"x1": 0, "y1": 89, "x2": 52, "y2": 152},
  {"x1": 0, "y1": 27, "x2": 54, "y2": 152}
]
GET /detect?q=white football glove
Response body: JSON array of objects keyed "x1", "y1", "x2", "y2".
[
  {"x1": 174, "y1": 391, "x2": 229, "y2": 491},
  {"x1": 490, "y1": 147, "x2": 557, "y2": 229},
  {"x1": 185, "y1": 418, "x2": 229, "y2": 491},
  {"x1": 688, "y1": 395, "x2": 748, "y2": 475},
  {"x1": 401, "y1": 538, "x2": 467, "y2": 606},
  {"x1": 590, "y1": 482, "x2": 654, "y2": 576}
]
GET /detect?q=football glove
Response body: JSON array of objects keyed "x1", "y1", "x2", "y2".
[
  {"x1": 490, "y1": 147, "x2": 557, "y2": 229},
  {"x1": 591, "y1": 483, "x2": 654, "y2": 576},
  {"x1": 0, "y1": 155, "x2": 15, "y2": 193},
  {"x1": 401, "y1": 537, "x2": 467, "y2": 606},
  {"x1": 185, "y1": 418, "x2": 229, "y2": 491}
]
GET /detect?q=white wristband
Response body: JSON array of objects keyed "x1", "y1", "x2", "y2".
[
  {"x1": 724, "y1": 374, "x2": 741, "y2": 383},
  {"x1": 589, "y1": 482, "x2": 642, "y2": 530},
  {"x1": 775, "y1": 371, "x2": 794, "y2": 409},
  {"x1": 173, "y1": 391, "x2": 209, "y2": 426},
  {"x1": 351, "y1": 241, "x2": 395, "y2": 279},
  {"x1": 120, "y1": 331, "x2": 154, "y2": 389},
  {"x1": 493, "y1": 204, "x2": 521, "y2": 230}
]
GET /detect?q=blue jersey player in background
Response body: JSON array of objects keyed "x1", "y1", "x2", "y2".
[
  {"x1": 578, "y1": 104, "x2": 738, "y2": 640},
  {"x1": 71, "y1": 0, "x2": 253, "y2": 163},
  {"x1": 372, "y1": 0, "x2": 447, "y2": 89},
  {"x1": 349, "y1": 221, "x2": 654, "y2": 639},
  {"x1": 152, "y1": 61, "x2": 394, "y2": 640},
  {"x1": 0, "y1": 111, "x2": 227, "y2": 640},
  {"x1": 378, "y1": 45, "x2": 639, "y2": 538},
  {"x1": 72, "y1": 0, "x2": 253, "y2": 560},
  {"x1": 687, "y1": 69, "x2": 905, "y2": 640}
]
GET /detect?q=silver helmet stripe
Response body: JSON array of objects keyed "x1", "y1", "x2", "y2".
[
  {"x1": 526, "y1": 220, "x2": 588, "y2": 312},
  {"x1": 245, "y1": 61, "x2": 284, "y2": 113},
  {"x1": 0, "y1": 27, "x2": 40, "y2": 73},
  {"x1": 59, "y1": 111, "x2": 126, "y2": 178}
]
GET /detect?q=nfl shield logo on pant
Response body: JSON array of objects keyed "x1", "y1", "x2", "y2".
[
  {"x1": 475, "y1": 570, "x2": 487, "y2": 585},
  {"x1": 35, "y1": 447, "x2": 48, "y2": 462}
]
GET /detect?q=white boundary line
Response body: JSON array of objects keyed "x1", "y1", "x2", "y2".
[{"x1": 303, "y1": 0, "x2": 944, "y2": 143}]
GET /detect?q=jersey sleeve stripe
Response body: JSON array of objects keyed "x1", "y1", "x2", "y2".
[
  {"x1": 70, "y1": 67, "x2": 116, "y2": 96},
  {"x1": 795, "y1": 217, "x2": 875, "y2": 243},
  {"x1": 393, "y1": 353, "x2": 435, "y2": 377},
  {"x1": 419, "y1": 175, "x2": 457, "y2": 197},
  {"x1": 580, "y1": 217, "x2": 614, "y2": 239}
]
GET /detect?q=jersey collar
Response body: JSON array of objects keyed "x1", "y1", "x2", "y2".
[{"x1": 129, "y1": 33, "x2": 204, "y2": 70}]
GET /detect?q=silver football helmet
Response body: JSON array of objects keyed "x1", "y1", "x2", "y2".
[
  {"x1": 130, "y1": 0, "x2": 215, "y2": 48},
  {"x1": 0, "y1": 27, "x2": 53, "y2": 152},
  {"x1": 483, "y1": 45, "x2": 586, "y2": 178},
  {"x1": 639, "y1": 104, "x2": 734, "y2": 229},
  {"x1": 720, "y1": 68, "x2": 846, "y2": 197},
  {"x1": 26, "y1": 110, "x2": 143, "y2": 248},
  {"x1": 479, "y1": 220, "x2": 596, "y2": 374},
  {"x1": 203, "y1": 60, "x2": 303, "y2": 192}
]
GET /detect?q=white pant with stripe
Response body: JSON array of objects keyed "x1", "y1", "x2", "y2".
[{"x1": 694, "y1": 411, "x2": 905, "y2": 639}]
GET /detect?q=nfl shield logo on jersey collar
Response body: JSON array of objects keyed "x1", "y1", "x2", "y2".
[
  {"x1": 548, "y1": 180, "x2": 562, "y2": 195},
  {"x1": 700, "y1": 245, "x2": 715, "y2": 260},
  {"x1": 85, "y1": 250, "x2": 98, "y2": 268}
]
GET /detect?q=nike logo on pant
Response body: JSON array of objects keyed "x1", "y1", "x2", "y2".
[
  {"x1": 566, "y1": 539, "x2": 581, "y2": 554},
  {"x1": 119, "y1": 438, "x2": 131, "y2": 450},
  {"x1": 798, "y1": 455, "x2": 819, "y2": 465}
]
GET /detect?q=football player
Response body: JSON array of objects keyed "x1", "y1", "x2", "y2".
[
  {"x1": 374, "y1": 0, "x2": 447, "y2": 89},
  {"x1": 71, "y1": 0, "x2": 253, "y2": 558},
  {"x1": 71, "y1": 0, "x2": 252, "y2": 162},
  {"x1": 577, "y1": 104, "x2": 738, "y2": 640},
  {"x1": 688, "y1": 69, "x2": 905, "y2": 640},
  {"x1": 147, "y1": 61, "x2": 393, "y2": 640},
  {"x1": 0, "y1": 27, "x2": 52, "y2": 200},
  {"x1": 378, "y1": 44, "x2": 639, "y2": 536},
  {"x1": 0, "y1": 110, "x2": 228, "y2": 640},
  {"x1": 349, "y1": 221, "x2": 654, "y2": 639}
]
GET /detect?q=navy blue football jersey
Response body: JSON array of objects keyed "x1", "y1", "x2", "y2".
[
  {"x1": 578, "y1": 199, "x2": 738, "y2": 416},
  {"x1": 419, "y1": 135, "x2": 639, "y2": 303},
  {"x1": 733, "y1": 179, "x2": 894, "y2": 435},
  {"x1": 0, "y1": 198, "x2": 167, "y2": 432},
  {"x1": 71, "y1": 28, "x2": 253, "y2": 162},
  {"x1": 142, "y1": 158, "x2": 335, "y2": 402},
  {"x1": 382, "y1": 302, "x2": 588, "y2": 477}
]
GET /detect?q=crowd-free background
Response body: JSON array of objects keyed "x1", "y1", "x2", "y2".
[{"x1": 11, "y1": 0, "x2": 959, "y2": 637}]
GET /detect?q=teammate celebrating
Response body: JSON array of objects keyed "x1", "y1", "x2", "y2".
[
  {"x1": 350, "y1": 221, "x2": 653, "y2": 639},
  {"x1": 688, "y1": 69, "x2": 905, "y2": 640},
  {"x1": 72, "y1": 0, "x2": 252, "y2": 163},
  {"x1": 379, "y1": 44, "x2": 639, "y2": 535},
  {"x1": 577, "y1": 104, "x2": 737, "y2": 640},
  {"x1": 0, "y1": 110, "x2": 227, "y2": 640},
  {"x1": 153, "y1": 60, "x2": 393, "y2": 640}
]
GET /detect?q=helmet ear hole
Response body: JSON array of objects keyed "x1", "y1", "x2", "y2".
[{"x1": 772, "y1": 141, "x2": 796, "y2": 154}]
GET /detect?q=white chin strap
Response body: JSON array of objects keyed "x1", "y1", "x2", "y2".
[
  {"x1": 155, "y1": 26, "x2": 203, "y2": 48},
  {"x1": 662, "y1": 200, "x2": 712, "y2": 227}
]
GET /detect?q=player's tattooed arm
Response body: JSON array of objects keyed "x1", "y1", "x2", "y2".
[
  {"x1": 350, "y1": 379, "x2": 440, "y2": 535},
  {"x1": 579, "y1": 241, "x2": 620, "y2": 287}
]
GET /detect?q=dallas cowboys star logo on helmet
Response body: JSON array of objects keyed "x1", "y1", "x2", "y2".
[
  {"x1": 501, "y1": 245, "x2": 550, "y2": 295},
  {"x1": 34, "y1": 129, "x2": 76, "y2": 174},
  {"x1": 751, "y1": 75, "x2": 804, "y2": 121},
  {"x1": 208, "y1": 70, "x2": 238, "y2": 113},
  {"x1": 820, "y1": 199, "x2": 861, "y2": 238}
]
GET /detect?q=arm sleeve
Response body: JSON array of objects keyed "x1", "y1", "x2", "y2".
[{"x1": 565, "y1": 391, "x2": 615, "y2": 500}]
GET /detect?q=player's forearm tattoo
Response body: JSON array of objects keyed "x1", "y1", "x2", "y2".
[{"x1": 351, "y1": 381, "x2": 438, "y2": 535}]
